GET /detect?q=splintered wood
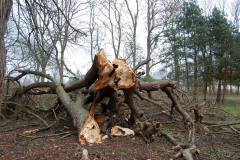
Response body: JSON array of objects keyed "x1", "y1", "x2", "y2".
[
  {"x1": 94, "y1": 49, "x2": 136, "y2": 91},
  {"x1": 79, "y1": 49, "x2": 136, "y2": 144},
  {"x1": 79, "y1": 116, "x2": 102, "y2": 144}
]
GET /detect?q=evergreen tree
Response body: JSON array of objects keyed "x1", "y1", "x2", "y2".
[{"x1": 209, "y1": 7, "x2": 233, "y2": 103}]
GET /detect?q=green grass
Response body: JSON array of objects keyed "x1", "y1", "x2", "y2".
[{"x1": 223, "y1": 105, "x2": 240, "y2": 116}]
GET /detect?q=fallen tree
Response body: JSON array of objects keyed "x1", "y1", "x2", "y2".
[{"x1": 2, "y1": 49, "x2": 195, "y2": 148}]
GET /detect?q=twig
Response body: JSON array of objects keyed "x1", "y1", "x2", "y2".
[
  {"x1": 211, "y1": 132, "x2": 240, "y2": 137},
  {"x1": 1, "y1": 123, "x2": 40, "y2": 133},
  {"x1": 18, "y1": 132, "x2": 67, "y2": 139},
  {"x1": 2, "y1": 101, "x2": 49, "y2": 127},
  {"x1": 0, "y1": 121, "x2": 9, "y2": 127},
  {"x1": 207, "y1": 122, "x2": 240, "y2": 127},
  {"x1": 134, "y1": 88, "x2": 165, "y2": 110},
  {"x1": 194, "y1": 132, "x2": 211, "y2": 143},
  {"x1": 176, "y1": 89, "x2": 191, "y2": 105},
  {"x1": 63, "y1": 61, "x2": 81, "y2": 80},
  {"x1": 0, "y1": 112, "x2": 7, "y2": 120},
  {"x1": 229, "y1": 125, "x2": 240, "y2": 134},
  {"x1": 59, "y1": 131, "x2": 77, "y2": 140}
]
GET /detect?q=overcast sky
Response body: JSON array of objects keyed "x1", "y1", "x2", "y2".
[{"x1": 61, "y1": 0, "x2": 235, "y2": 80}]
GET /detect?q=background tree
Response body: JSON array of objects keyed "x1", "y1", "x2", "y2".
[
  {"x1": 180, "y1": 1, "x2": 205, "y2": 99},
  {"x1": 162, "y1": 0, "x2": 183, "y2": 85},
  {"x1": 209, "y1": 7, "x2": 233, "y2": 103},
  {"x1": 0, "y1": 0, "x2": 13, "y2": 111},
  {"x1": 89, "y1": 1, "x2": 100, "y2": 62},
  {"x1": 125, "y1": 0, "x2": 139, "y2": 67},
  {"x1": 12, "y1": 0, "x2": 56, "y2": 82},
  {"x1": 10, "y1": 0, "x2": 87, "y2": 83},
  {"x1": 231, "y1": 0, "x2": 240, "y2": 29},
  {"x1": 98, "y1": 0, "x2": 124, "y2": 59}
]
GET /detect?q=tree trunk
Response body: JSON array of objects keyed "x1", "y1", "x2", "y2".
[
  {"x1": 193, "y1": 44, "x2": 198, "y2": 100},
  {"x1": 222, "y1": 79, "x2": 226, "y2": 104},
  {"x1": 212, "y1": 83, "x2": 216, "y2": 95},
  {"x1": 133, "y1": 21, "x2": 137, "y2": 67},
  {"x1": 216, "y1": 79, "x2": 222, "y2": 103},
  {"x1": 183, "y1": 33, "x2": 189, "y2": 91},
  {"x1": 146, "y1": 26, "x2": 151, "y2": 99},
  {"x1": 202, "y1": 48, "x2": 207, "y2": 101},
  {"x1": 237, "y1": 79, "x2": 240, "y2": 95},
  {"x1": 146, "y1": 1, "x2": 152, "y2": 99},
  {"x1": 173, "y1": 47, "x2": 179, "y2": 85},
  {"x1": 208, "y1": 83, "x2": 212, "y2": 95},
  {"x1": 203, "y1": 82, "x2": 207, "y2": 101},
  {"x1": 40, "y1": 67, "x2": 46, "y2": 83},
  {"x1": 146, "y1": 0, "x2": 151, "y2": 82},
  {"x1": 222, "y1": 67, "x2": 227, "y2": 104},
  {"x1": 0, "y1": 0, "x2": 13, "y2": 112},
  {"x1": 230, "y1": 84, "x2": 232, "y2": 94}
]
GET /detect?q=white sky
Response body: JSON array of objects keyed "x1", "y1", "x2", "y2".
[
  {"x1": 64, "y1": 0, "x2": 235, "y2": 80},
  {"x1": 6, "y1": 0, "x2": 235, "y2": 82}
]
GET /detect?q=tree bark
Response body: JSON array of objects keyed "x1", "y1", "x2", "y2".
[
  {"x1": 0, "y1": 0, "x2": 13, "y2": 112},
  {"x1": 222, "y1": 66, "x2": 227, "y2": 104},
  {"x1": 123, "y1": 87, "x2": 143, "y2": 125},
  {"x1": 216, "y1": 79, "x2": 222, "y2": 103},
  {"x1": 193, "y1": 43, "x2": 198, "y2": 100}
]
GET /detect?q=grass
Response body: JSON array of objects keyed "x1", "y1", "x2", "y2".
[
  {"x1": 223, "y1": 105, "x2": 240, "y2": 116},
  {"x1": 211, "y1": 95, "x2": 240, "y2": 117}
]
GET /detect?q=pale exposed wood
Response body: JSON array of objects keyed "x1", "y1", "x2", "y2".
[{"x1": 94, "y1": 49, "x2": 136, "y2": 91}]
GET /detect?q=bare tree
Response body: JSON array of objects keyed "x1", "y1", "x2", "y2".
[
  {"x1": 125, "y1": 0, "x2": 139, "y2": 67},
  {"x1": 231, "y1": 0, "x2": 240, "y2": 29},
  {"x1": 89, "y1": 1, "x2": 96, "y2": 62},
  {"x1": 0, "y1": 0, "x2": 13, "y2": 112},
  {"x1": 98, "y1": 0, "x2": 124, "y2": 59},
  {"x1": 88, "y1": 1, "x2": 102, "y2": 62},
  {"x1": 218, "y1": 0, "x2": 227, "y2": 13},
  {"x1": 11, "y1": 0, "x2": 58, "y2": 82},
  {"x1": 50, "y1": 0, "x2": 87, "y2": 83},
  {"x1": 145, "y1": 0, "x2": 182, "y2": 98},
  {"x1": 11, "y1": 0, "x2": 87, "y2": 83}
]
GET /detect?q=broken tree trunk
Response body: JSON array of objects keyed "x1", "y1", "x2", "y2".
[
  {"x1": 15, "y1": 49, "x2": 139, "y2": 143},
  {"x1": 17, "y1": 70, "x2": 102, "y2": 144},
  {"x1": 141, "y1": 122, "x2": 162, "y2": 142},
  {"x1": 91, "y1": 49, "x2": 141, "y2": 125},
  {"x1": 13, "y1": 48, "x2": 194, "y2": 145}
]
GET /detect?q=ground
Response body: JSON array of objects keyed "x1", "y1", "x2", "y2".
[
  {"x1": 0, "y1": 122, "x2": 174, "y2": 160},
  {"x1": 1, "y1": 92, "x2": 240, "y2": 160}
]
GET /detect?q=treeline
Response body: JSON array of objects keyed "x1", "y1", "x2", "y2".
[
  {"x1": 4, "y1": 0, "x2": 240, "y2": 104},
  {"x1": 162, "y1": 1, "x2": 240, "y2": 103}
]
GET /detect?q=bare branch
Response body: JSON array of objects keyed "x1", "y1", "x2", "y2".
[{"x1": 133, "y1": 57, "x2": 152, "y2": 71}]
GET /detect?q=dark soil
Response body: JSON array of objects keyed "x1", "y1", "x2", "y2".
[
  {"x1": 0, "y1": 120, "x2": 178, "y2": 160},
  {"x1": 1, "y1": 92, "x2": 240, "y2": 160}
]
